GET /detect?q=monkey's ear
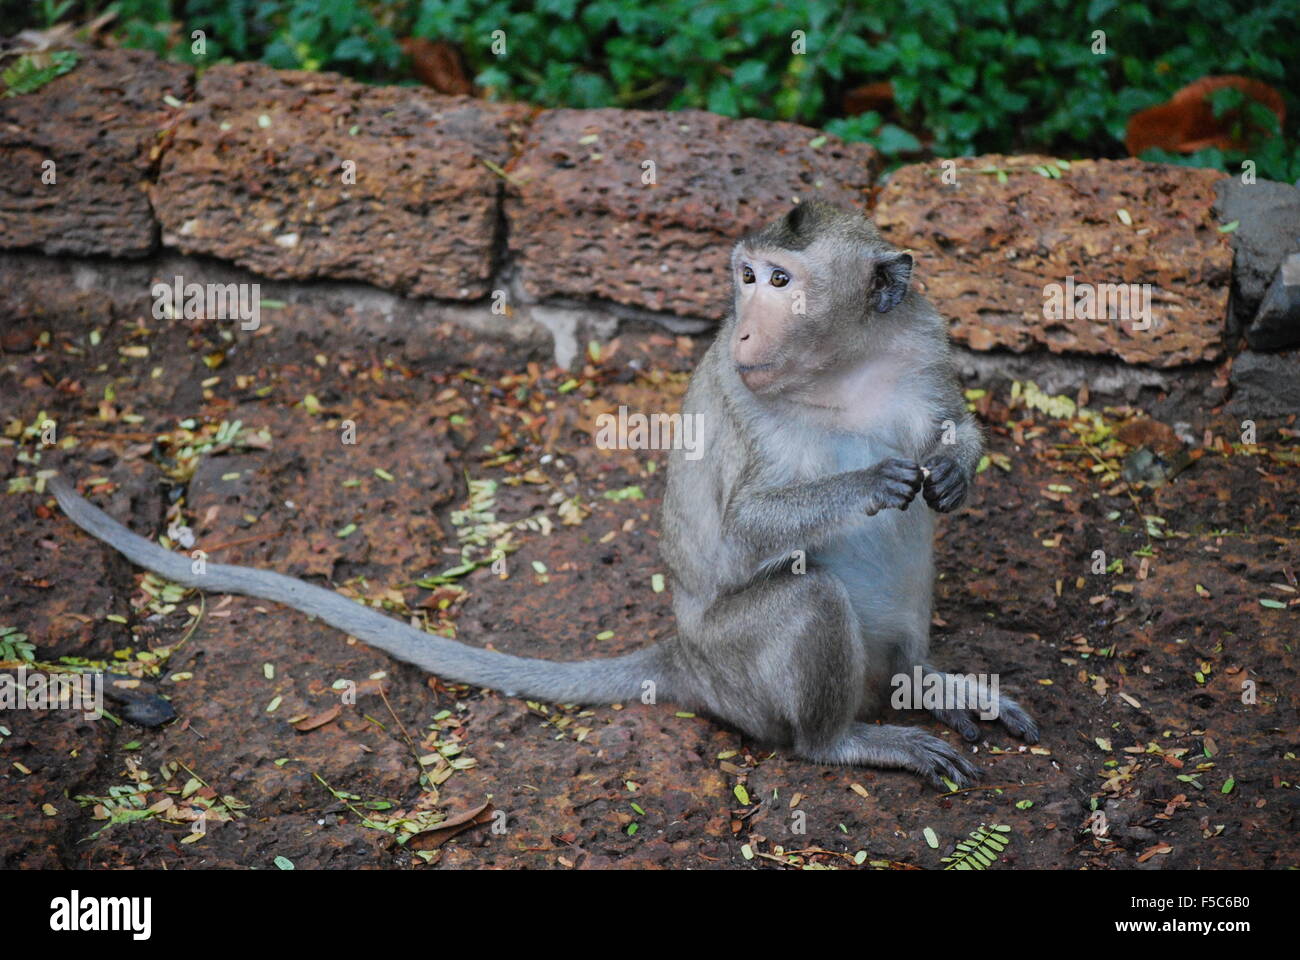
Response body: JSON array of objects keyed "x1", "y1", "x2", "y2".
[
  {"x1": 783, "y1": 203, "x2": 809, "y2": 235},
  {"x1": 871, "y1": 252, "x2": 913, "y2": 313}
]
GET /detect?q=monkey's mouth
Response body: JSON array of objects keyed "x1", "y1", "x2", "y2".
[{"x1": 736, "y1": 362, "x2": 779, "y2": 391}]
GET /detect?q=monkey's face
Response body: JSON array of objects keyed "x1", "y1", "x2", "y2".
[
  {"x1": 729, "y1": 205, "x2": 915, "y2": 398},
  {"x1": 730, "y1": 246, "x2": 817, "y2": 395}
]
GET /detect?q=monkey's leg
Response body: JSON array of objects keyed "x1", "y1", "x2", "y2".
[
  {"x1": 685, "y1": 572, "x2": 976, "y2": 788},
  {"x1": 681, "y1": 570, "x2": 867, "y2": 748},
  {"x1": 798, "y1": 721, "x2": 977, "y2": 790},
  {"x1": 920, "y1": 665, "x2": 1039, "y2": 744}
]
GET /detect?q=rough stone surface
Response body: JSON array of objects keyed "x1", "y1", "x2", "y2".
[
  {"x1": 505, "y1": 108, "x2": 879, "y2": 320},
  {"x1": 1245, "y1": 252, "x2": 1300, "y2": 350},
  {"x1": 876, "y1": 156, "x2": 1232, "y2": 367},
  {"x1": 0, "y1": 51, "x2": 1278, "y2": 375},
  {"x1": 1226, "y1": 350, "x2": 1300, "y2": 417},
  {"x1": 1213, "y1": 177, "x2": 1300, "y2": 333},
  {"x1": 0, "y1": 47, "x2": 192, "y2": 256},
  {"x1": 153, "y1": 62, "x2": 531, "y2": 298},
  {"x1": 0, "y1": 250, "x2": 553, "y2": 365}
]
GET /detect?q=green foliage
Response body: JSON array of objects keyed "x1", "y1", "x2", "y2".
[
  {"x1": 941, "y1": 822, "x2": 1011, "y2": 870},
  {"x1": 107, "y1": 0, "x2": 403, "y2": 74},
  {"x1": 817, "y1": 0, "x2": 1297, "y2": 176},
  {"x1": 24, "y1": 1, "x2": 1299, "y2": 178},
  {"x1": 0, "y1": 626, "x2": 35, "y2": 662},
  {"x1": 2, "y1": 51, "x2": 78, "y2": 96},
  {"x1": 40, "y1": 0, "x2": 76, "y2": 27},
  {"x1": 1138, "y1": 90, "x2": 1300, "y2": 182},
  {"x1": 1140, "y1": 143, "x2": 1299, "y2": 186},
  {"x1": 828, "y1": 112, "x2": 924, "y2": 158}
]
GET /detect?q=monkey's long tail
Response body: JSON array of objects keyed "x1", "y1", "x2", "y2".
[{"x1": 49, "y1": 477, "x2": 670, "y2": 705}]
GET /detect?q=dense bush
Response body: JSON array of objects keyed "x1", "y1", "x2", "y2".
[{"x1": 11, "y1": 0, "x2": 1299, "y2": 179}]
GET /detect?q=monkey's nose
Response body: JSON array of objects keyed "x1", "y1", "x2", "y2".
[{"x1": 739, "y1": 333, "x2": 750, "y2": 341}]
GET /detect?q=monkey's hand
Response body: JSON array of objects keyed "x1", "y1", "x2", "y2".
[
  {"x1": 921, "y1": 456, "x2": 969, "y2": 513},
  {"x1": 862, "y1": 458, "x2": 924, "y2": 515}
]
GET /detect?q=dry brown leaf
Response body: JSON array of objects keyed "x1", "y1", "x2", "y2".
[{"x1": 293, "y1": 704, "x2": 342, "y2": 732}]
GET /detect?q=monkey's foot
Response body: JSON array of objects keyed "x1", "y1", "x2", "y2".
[
  {"x1": 802, "y1": 723, "x2": 978, "y2": 790},
  {"x1": 930, "y1": 694, "x2": 1040, "y2": 745}
]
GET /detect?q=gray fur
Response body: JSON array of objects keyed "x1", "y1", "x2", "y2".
[
  {"x1": 49, "y1": 200, "x2": 1036, "y2": 787},
  {"x1": 659, "y1": 200, "x2": 1037, "y2": 786},
  {"x1": 48, "y1": 476, "x2": 663, "y2": 704}
]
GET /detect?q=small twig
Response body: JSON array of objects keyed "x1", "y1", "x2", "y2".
[
  {"x1": 377, "y1": 685, "x2": 436, "y2": 784},
  {"x1": 174, "y1": 760, "x2": 209, "y2": 790},
  {"x1": 480, "y1": 157, "x2": 525, "y2": 187},
  {"x1": 172, "y1": 594, "x2": 205, "y2": 652},
  {"x1": 616, "y1": 78, "x2": 669, "y2": 105},
  {"x1": 377, "y1": 685, "x2": 418, "y2": 750},
  {"x1": 67, "y1": 429, "x2": 159, "y2": 441},
  {"x1": 312, "y1": 772, "x2": 387, "y2": 829},
  {"x1": 202, "y1": 533, "x2": 277, "y2": 553}
]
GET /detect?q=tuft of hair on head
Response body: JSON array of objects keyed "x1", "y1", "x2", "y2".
[{"x1": 743, "y1": 199, "x2": 881, "y2": 252}]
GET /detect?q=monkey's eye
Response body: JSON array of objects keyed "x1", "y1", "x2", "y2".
[
  {"x1": 770, "y1": 268, "x2": 790, "y2": 288},
  {"x1": 742, "y1": 265, "x2": 755, "y2": 284}
]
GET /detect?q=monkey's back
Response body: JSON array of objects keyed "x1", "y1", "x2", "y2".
[{"x1": 659, "y1": 338, "x2": 747, "y2": 626}]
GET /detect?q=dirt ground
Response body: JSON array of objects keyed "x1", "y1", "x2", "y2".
[{"x1": 1, "y1": 303, "x2": 1296, "y2": 870}]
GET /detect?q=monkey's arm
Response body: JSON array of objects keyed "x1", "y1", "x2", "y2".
[
  {"x1": 918, "y1": 377, "x2": 984, "y2": 512},
  {"x1": 722, "y1": 459, "x2": 923, "y2": 556}
]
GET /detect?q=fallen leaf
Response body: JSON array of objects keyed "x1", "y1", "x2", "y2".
[{"x1": 294, "y1": 705, "x2": 342, "y2": 732}]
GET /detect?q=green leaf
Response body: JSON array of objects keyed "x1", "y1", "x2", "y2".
[
  {"x1": 707, "y1": 81, "x2": 739, "y2": 117},
  {"x1": 2, "y1": 51, "x2": 78, "y2": 97},
  {"x1": 732, "y1": 60, "x2": 766, "y2": 88},
  {"x1": 602, "y1": 485, "x2": 644, "y2": 501},
  {"x1": 871, "y1": 123, "x2": 922, "y2": 156}
]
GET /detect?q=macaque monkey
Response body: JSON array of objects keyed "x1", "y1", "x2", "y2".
[{"x1": 51, "y1": 200, "x2": 1036, "y2": 788}]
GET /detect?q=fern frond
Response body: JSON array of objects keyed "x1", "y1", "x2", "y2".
[{"x1": 941, "y1": 823, "x2": 1011, "y2": 870}]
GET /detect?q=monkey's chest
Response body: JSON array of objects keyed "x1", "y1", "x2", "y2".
[
  {"x1": 767, "y1": 427, "x2": 894, "y2": 479},
  {"x1": 814, "y1": 432, "x2": 934, "y2": 630},
  {"x1": 828, "y1": 431, "x2": 894, "y2": 473}
]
